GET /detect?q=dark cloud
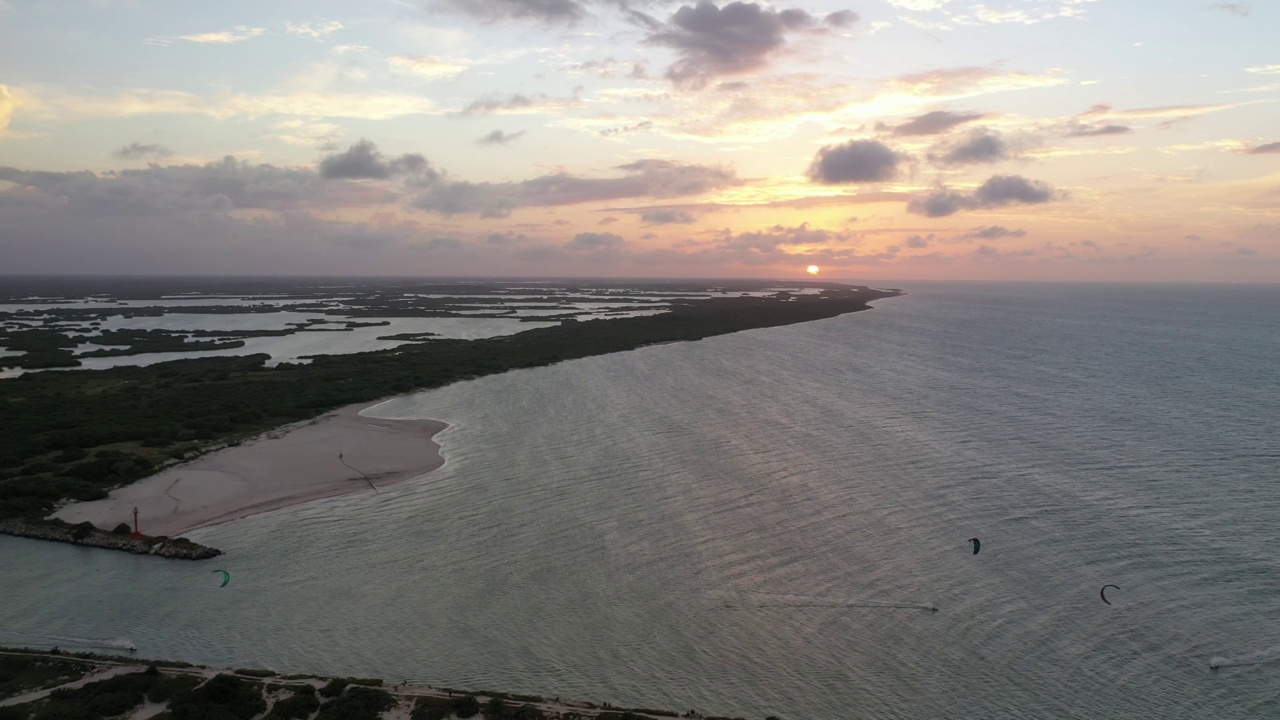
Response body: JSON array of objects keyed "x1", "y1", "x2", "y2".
[
  {"x1": 476, "y1": 129, "x2": 526, "y2": 145},
  {"x1": 1066, "y1": 124, "x2": 1132, "y2": 137},
  {"x1": 598, "y1": 216, "x2": 620, "y2": 225},
  {"x1": 413, "y1": 159, "x2": 738, "y2": 216},
  {"x1": 1208, "y1": 3, "x2": 1250, "y2": 16},
  {"x1": 0, "y1": 157, "x2": 341, "y2": 216},
  {"x1": 907, "y1": 175, "x2": 1056, "y2": 217},
  {"x1": 114, "y1": 143, "x2": 174, "y2": 160},
  {"x1": 318, "y1": 140, "x2": 436, "y2": 182},
  {"x1": 717, "y1": 222, "x2": 849, "y2": 252},
  {"x1": 433, "y1": 0, "x2": 587, "y2": 24},
  {"x1": 566, "y1": 231, "x2": 626, "y2": 251},
  {"x1": 961, "y1": 226, "x2": 1027, "y2": 240},
  {"x1": 599, "y1": 120, "x2": 653, "y2": 137},
  {"x1": 905, "y1": 234, "x2": 931, "y2": 248},
  {"x1": 807, "y1": 140, "x2": 902, "y2": 184},
  {"x1": 824, "y1": 10, "x2": 859, "y2": 27},
  {"x1": 936, "y1": 130, "x2": 1008, "y2": 165},
  {"x1": 1247, "y1": 141, "x2": 1280, "y2": 154},
  {"x1": 461, "y1": 94, "x2": 535, "y2": 114},
  {"x1": 646, "y1": 1, "x2": 849, "y2": 90},
  {"x1": 890, "y1": 110, "x2": 984, "y2": 136},
  {"x1": 640, "y1": 209, "x2": 696, "y2": 224}
]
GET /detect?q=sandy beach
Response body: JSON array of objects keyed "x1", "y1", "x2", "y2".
[{"x1": 52, "y1": 402, "x2": 446, "y2": 537}]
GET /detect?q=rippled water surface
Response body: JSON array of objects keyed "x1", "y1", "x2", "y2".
[{"x1": 4, "y1": 282, "x2": 1279, "y2": 719}]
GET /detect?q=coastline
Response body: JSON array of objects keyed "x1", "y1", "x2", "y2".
[
  {"x1": 52, "y1": 402, "x2": 446, "y2": 538},
  {"x1": 0, "y1": 647, "x2": 745, "y2": 719}
]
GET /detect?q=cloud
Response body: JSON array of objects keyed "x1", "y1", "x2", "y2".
[
  {"x1": 1208, "y1": 3, "x2": 1250, "y2": 16},
  {"x1": 934, "y1": 130, "x2": 1008, "y2": 164},
  {"x1": 476, "y1": 129, "x2": 526, "y2": 145},
  {"x1": 317, "y1": 139, "x2": 437, "y2": 181},
  {"x1": 598, "y1": 216, "x2": 619, "y2": 225},
  {"x1": 460, "y1": 93, "x2": 535, "y2": 114},
  {"x1": 960, "y1": 225, "x2": 1027, "y2": 240},
  {"x1": 566, "y1": 231, "x2": 626, "y2": 251},
  {"x1": 640, "y1": 209, "x2": 697, "y2": 224},
  {"x1": 113, "y1": 142, "x2": 173, "y2": 159},
  {"x1": 905, "y1": 234, "x2": 931, "y2": 248},
  {"x1": 432, "y1": 0, "x2": 587, "y2": 24},
  {"x1": 824, "y1": 10, "x2": 860, "y2": 27},
  {"x1": 600, "y1": 120, "x2": 653, "y2": 137},
  {"x1": 890, "y1": 110, "x2": 984, "y2": 136},
  {"x1": 887, "y1": 66, "x2": 1067, "y2": 97},
  {"x1": 1065, "y1": 124, "x2": 1131, "y2": 137},
  {"x1": 808, "y1": 140, "x2": 902, "y2": 184},
  {"x1": 907, "y1": 175, "x2": 1056, "y2": 216},
  {"x1": 285, "y1": 20, "x2": 344, "y2": 40},
  {"x1": 887, "y1": 0, "x2": 952, "y2": 9},
  {"x1": 414, "y1": 159, "x2": 738, "y2": 217},
  {"x1": 387, "y1": 55, "x2": 468, "y2": 80},
  {"x1": 646, "y1": 1, "x2": 852, "y2": 90},
  {"x1": 0, "y1": 84, "x2": 15, "y2": 138},
  {"x1": 1246, "y1": 65, "x2": 1280, "y2": 75},
  {"x1": 0, "y1": 157, "x2": 349, "y2": 216},
  {"x1": 150, "y1": 26, "x2": 266, "y2": 45},
  {"x1": 1246, "y1": 141, "x2": 1280, "y2": 154}
]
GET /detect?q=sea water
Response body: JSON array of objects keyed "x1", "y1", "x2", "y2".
[{"x1": 3, "y1": 282, "x2": 1278, "y2": 719}]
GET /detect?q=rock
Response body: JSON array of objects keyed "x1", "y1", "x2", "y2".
[{"x1": 0, "y1": 520, "x2": 221, "y2": 559}]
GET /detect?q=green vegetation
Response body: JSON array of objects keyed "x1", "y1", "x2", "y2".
[
  {"x1": 77, "y1": 330, "x2": 246, "y2": 357},
  {"x1": 314, "y1": 686, "x2": 395, "y2": 720},
  {"x1": 0, "y1": 649, "x2": 771, "y2": 720},
  {"x1": 0, "y1": 655, "x2": 90, "y2": 700},
  {"x1": 265, "y1": 691, "x2": 319, "y2": 719},
  {"x1": 0, "y1": 286, "x2": 896, "y2": 524}
]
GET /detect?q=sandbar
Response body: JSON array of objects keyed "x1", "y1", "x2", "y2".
[{"x1": 53, "y1": 402, "x2": 445, "y2": 537}]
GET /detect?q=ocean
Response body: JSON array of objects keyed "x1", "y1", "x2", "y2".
[{"x1": 3, "y1": 281, "x2": 1278, "y2": 718}]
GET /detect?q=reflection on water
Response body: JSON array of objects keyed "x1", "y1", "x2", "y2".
[{"x1": 4, "y1": 283, "x2": 1279, "y2": 719}]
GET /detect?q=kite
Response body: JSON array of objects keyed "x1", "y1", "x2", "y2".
[
  {"x1": 968, "y1": 537, "x2": 980, "y2": 555},
  {"x1": 212, "y1": 570, "x2": 230, "y2": 588},
  {"x1": 1100, "y1": 584, "x2": 1120, "y2": 605}
]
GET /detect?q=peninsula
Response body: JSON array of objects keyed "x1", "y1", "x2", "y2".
[{"x1": 1, "y1": 280, "x2": 900, "y2": 553}]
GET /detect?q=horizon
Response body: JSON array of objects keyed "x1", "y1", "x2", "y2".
[{"x1": 1, "y1": 0, "x2": 1277, "y2": 282}]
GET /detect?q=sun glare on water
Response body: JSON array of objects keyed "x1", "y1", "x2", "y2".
[{"x1": 806, "y1": 265, "x2": 820, "y2": 275}]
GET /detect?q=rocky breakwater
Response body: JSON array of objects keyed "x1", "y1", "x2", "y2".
[{"x1": 0, "y1": 520, "x2": 221, "y2": 559}]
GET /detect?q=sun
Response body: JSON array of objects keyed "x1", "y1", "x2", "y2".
[{"x1": 806, "y1": 265, "x2": 820, "y2": 275}]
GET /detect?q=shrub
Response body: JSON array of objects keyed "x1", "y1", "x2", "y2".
[
  {"x1": 71, "y1": 522, "x2": 95, "y2": 540},
  {"x1": 452, "y1": 694, "x2": 480, "y2": 718},
  {"x1": 318, "y1": 678, "x2": 348, "y2": 698},
  {"x1": 266, "y1": 693, "x2": 320, "y2": 719},
  {"x1": 113, "y1": 523, "x2": 133, "y2": 535}
]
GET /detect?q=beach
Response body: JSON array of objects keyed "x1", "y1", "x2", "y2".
[{"x1": 52, "y1": 402, "x2": 446, "y2": 537}]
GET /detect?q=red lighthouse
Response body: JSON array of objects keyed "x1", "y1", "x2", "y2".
[{"x1": 130, "y1": 507, "x2": 143, "y2": 538}]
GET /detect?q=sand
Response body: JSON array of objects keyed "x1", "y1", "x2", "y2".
[{"x1": 52, "y1": 402, "x2": 446, "y2": 537}]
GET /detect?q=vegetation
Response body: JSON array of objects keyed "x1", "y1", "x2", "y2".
[
  {"x1": 0, "y1": 285, "x2": 897, "y2": 524},
  {"x1": 0, "y1": 655, "x2": 90, "y2": 700}
]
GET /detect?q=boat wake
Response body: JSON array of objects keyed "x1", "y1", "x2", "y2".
[
  {"x1": 1209, "y1": 645, "x2": 1280, "y2": 670},
  {"x1": 719, "y1": 592, "x2": 936, "y2": 612}
]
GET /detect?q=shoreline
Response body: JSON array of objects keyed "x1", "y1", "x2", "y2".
[
  {"x1": 0, "y1": 646, "x2": 747, "y2": 719},
  {"x1": 52, "y1": 402, "x2": 446, "y2": 538}
]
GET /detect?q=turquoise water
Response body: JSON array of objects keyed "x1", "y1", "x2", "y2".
[{"x1": 4, "y1": 282, "x2": 1278, "y2": 718}]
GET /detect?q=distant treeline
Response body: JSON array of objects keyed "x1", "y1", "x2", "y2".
[{"x1": 0, "y1": 287, "x2": 898, "y2": 521}]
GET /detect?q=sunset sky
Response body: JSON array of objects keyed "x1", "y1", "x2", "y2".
[{"x1": 1, "y1": 0, "x2": 1277, "y2": 281}]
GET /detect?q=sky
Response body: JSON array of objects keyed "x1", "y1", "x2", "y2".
[{"x1": 0, "y1": 0, "x2": 1277, "y2": 282}]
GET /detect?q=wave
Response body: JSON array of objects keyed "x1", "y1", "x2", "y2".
[
  {"x1": 0, "y1": 631, "x2": 136, "y2": 652},
  {"x1": 720, "y1": 593, "x2": 936, "y2": 612},
  {"x1": 1209, "y1": 646, "x2": 1280, "y2": 670}
]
